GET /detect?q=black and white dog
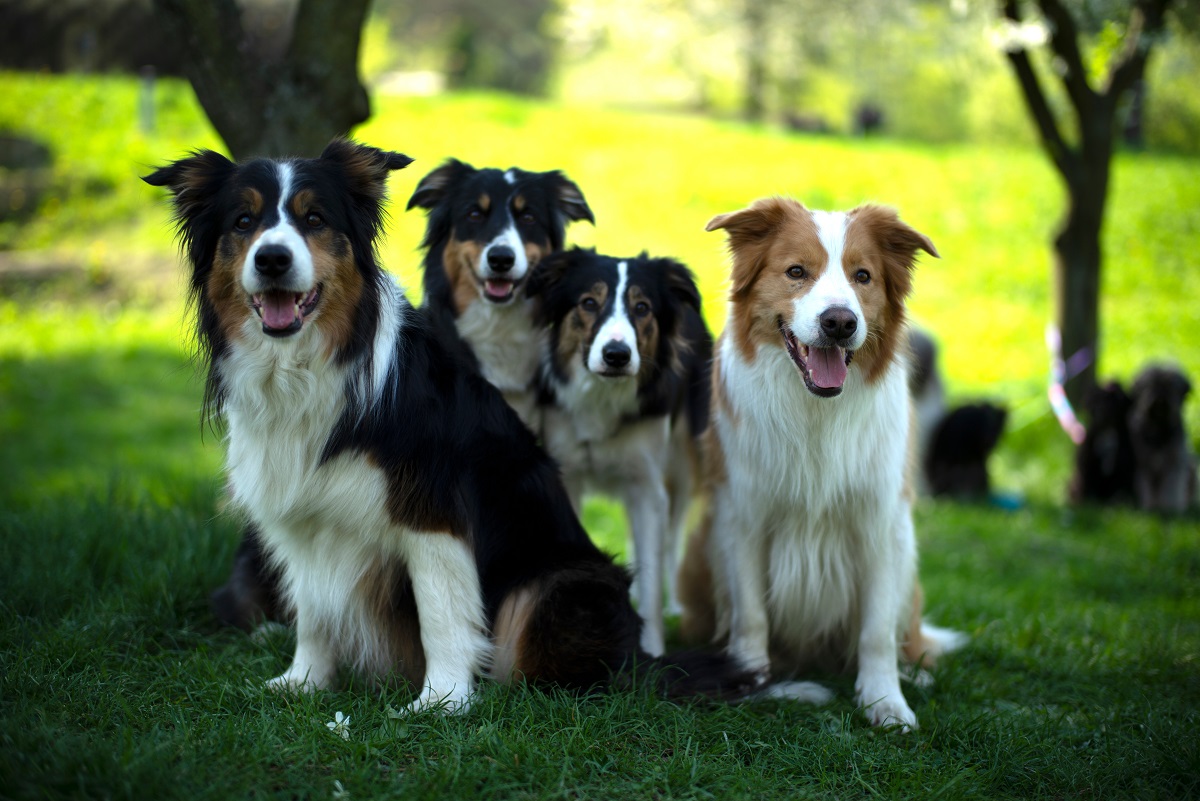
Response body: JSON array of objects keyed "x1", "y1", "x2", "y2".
[
  {"x1": 526, "y1": 248, "x2": 713, "y2": 656},
  {"x1": 146, "y1": 140, "x2": 750, "y2": 708},
  {"x1": 406, "y1": 159, "x2": 594, "y2": 427}
]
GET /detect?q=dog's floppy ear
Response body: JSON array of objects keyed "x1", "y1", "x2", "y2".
[
  {"x1": 407, "y1": 159, "x2": 475, "y2": 211},
  {"x1": 143, "y1": 149, "x2": 236, "y2": 222},
  {"x1": 656, "y1": 255, "x2": 703, "y2": 316},
  {"x1": 548, "y1": 172, "x2": 595, "y2": 225},
  {"x1": 321, "y1": 138, "x2": 413, "y2": 187},
  {"x1": 527, "y1": 246, "x2": 585, "y2": 300},
  {"x1": 707, "y1": 197, "x2": 795, "y2": 298},
  {"x1": 850, "y1": 204, "x2": 938, "y2": 304}
]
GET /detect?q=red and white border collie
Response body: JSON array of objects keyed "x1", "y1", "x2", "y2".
[
  {"x1": 145, "y1": 139, "x2": 750, "y2": 710},
  {"x1": 526, "y1": 248, "x2": 713, "y2": 656},
  {"x1": 678, "y1": 197, "x2": 963, "y2": 730},
  {"x1": 406, "y1": 159, "x2": 593, "y2": 427}
]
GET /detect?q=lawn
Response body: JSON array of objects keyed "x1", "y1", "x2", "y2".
[{"x1": 1, "y1": 73, "x2": 1198, "y2": 799}]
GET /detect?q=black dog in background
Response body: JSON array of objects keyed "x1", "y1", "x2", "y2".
[
  {"x1": 925, "y1": 402, "x2": 1008, "y2": 499},
  {"x1": 1127, "y1": 364, "x2": 1196, "y2": 514},
  {"x1": 1069, "y1": 380, "x2": 1137, "y2": 504}
]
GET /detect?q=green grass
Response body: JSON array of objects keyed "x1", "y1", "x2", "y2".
[{"x1": 2, "y1": 73, "x2": 1200, "y2": 799}]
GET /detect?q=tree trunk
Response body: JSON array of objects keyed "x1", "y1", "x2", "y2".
[
  {"x1": 742, "y1": 0, "x2": 769, "y2": 121},
  {"x1": 152, "y1": 0, "x2": 372, "y2": 160}
]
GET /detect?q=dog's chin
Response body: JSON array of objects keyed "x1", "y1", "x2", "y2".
[
  {"x1": 479, "y1": 276, "x2": 522, "y2": 305},
  {"x1": 251, "y1": 285, "x2": 322, "y2": 338},
  {"x1": 779, "y1": 319, "x2": 853, "y2": 398}
]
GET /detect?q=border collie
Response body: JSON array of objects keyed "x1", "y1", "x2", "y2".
[
  {"x1": 677, "y1": 197, "x2": 963, "y2": 730},
  {"x1": 406, "y1": 159, "x2": 593, "y2": 427},
  {"x1": 526, "y1": 248, "x2": 713, "y2": 656},
  {"x1": 145, "y1": 139, "x2": 750, "y2": 709}
]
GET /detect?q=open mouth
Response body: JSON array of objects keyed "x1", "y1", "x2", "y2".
[
  {"x1": 251, "y1": 285, "x2": 322, "y2": 337},
  {"x1": 481, "y1": 277, "x2": 519, "y2": 304},
  {"x1": 779, "y1": 318, "x2": 853, "y2": 398}
]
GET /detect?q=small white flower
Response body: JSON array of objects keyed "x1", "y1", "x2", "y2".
[
  {"x1": 332, "y1": 779, "x2": 350, "y2": 799},
  {"x1": 326, "y1": 711, "x2": 351, "y2": 741}
]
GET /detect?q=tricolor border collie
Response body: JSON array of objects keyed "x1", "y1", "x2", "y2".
[
  {"x1": 145, "y1": 139, "x2": 750, "y2": 709},
  {"x1": 526, "y1": 248, "x2": 713, "y2": 656},
  {"x1": 406, "y1": 159, "x2": 593, "y2": 427},
  {"x1": 677, "y1": 197, "x2": 963, "y2": 730}
]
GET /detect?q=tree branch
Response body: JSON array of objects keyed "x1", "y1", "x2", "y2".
[
  {"x1": 1107, "y1": 0, "x2": 1174, "y2": 98},
  {"x1": 1000, "y1": 0, "x2": 1076, "y2": 180},
  {"x1": 1034, "y1": 0, "x2": 1095, "y2": 118}
]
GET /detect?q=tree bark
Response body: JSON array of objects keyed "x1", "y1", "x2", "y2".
[
  {"x1": 999, "y1": 0, "x2": 1173, "y2": 409},
  {"x1": 152, "y1": 0, "x2": 372, "y2": 160}
]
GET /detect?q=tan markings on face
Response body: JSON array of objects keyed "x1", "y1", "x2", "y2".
[
  {"x1": 727, "y1": 202, "x2": 828, "y2": 364},
  {"x1": 477, "y1": 193, "x2": 491, "y2": 213},
  {"x1": 240, "y1": 188, "x2": 264, "y2": 218},
  {"x1": 524, "y1": 240, "x2": 551, "y2": 269},
  {"x1": 210, "y1": 226, "x2": 264, "y2": 343},
  {"x1": 627, "y1": 285, "x2": 661, "y2": 382},
  {"x1": 842, "y1": 207, "x2": 914, "y2": 384},
  {"x1": 307, "y1": 226, "x2": 363, "y2": 359},
  {"x1": 557, "y1": 281, "x2": 608, "y2": 370},
  {"x1": 443, "y1": 234, "x2": 486, "y2": 313},
  {"x1": 290, "y1": 189, "x2": 316, "y2": 219},
  {"x1": 512, "y1": 194, "x2": 526, "y2": 213}
]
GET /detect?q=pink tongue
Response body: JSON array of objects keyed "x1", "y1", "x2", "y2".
[
  {"x1": 809, "y1": 347, "x2": 847, "y2": 388},
  {"x1": 261, "y1": 293, "x2": 298, "y2": 330},
  {"x1": 485, "y1": 280, "x2": 513, "y2": 299}
]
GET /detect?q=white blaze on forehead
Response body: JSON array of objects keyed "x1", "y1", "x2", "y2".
[
  {"x1": 587, "y1": 260, "x2": 640, "y2": 374},
  {"x1": 788, "y1": 210, "x2": 866, "y2": 349},
  {"x1": 503, "y1": 169, "x2": 517, "y2": 185},
  {"x1": 479, "y1": 216, "x2": 530, "y2": 281},
  {"x1": 242, "y1": 161, "x2": 315, "y2": 293}
]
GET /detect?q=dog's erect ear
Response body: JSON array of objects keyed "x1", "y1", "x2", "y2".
[
  {"x1": 407, "y1": 159, "x2": 475, "y2": 211},
  {"x1": 321, "y1": 138, "x2": 412, "y2": 197},
  {"x1": 143, "y1": 149, "x2": 236, "y2": 220},
  {"x1": 548, "y1": 172, "x2": 595, "y2": 225},
  {"x1": 527, "y1": 247, "x2": 586, "y2": 300},
  {"x1": 707, "y1": 197, "x2": 796, "y2": 298}
]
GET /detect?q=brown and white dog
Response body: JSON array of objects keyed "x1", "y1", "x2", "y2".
[{"x1": 678, "y1": 197, "x2": 963, "y2": 730}]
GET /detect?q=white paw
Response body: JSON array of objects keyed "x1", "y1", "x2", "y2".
[
  {"x1": 856, "y1": 678, "x2": 918, "y2": 731},
  {"x1": 757, "y1": 680, "x2": 835, "y2": 705},
  {"x1": 401, "y1": 683, "x2": 474, "y2": 715},
  {"x1": 265, "y1": 665, "x2": 331, "y2": 693}
]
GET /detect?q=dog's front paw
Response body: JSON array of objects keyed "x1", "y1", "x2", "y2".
[
  {"x1": 856, "y1": 678, "x2": 918, "y2": 732},
  {"x1": 401, "y1": 683, "x2": 474, "y2": 715},
  {"x1": 265, "y1": 663, "x2": 333, "y2": 694}
]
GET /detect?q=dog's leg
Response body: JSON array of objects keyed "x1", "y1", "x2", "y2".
[
  {"x1": 625, "y1": 472, "x2": 670, "y2": 656},
  {"x1": 663, "y1": 429, "x2": 693, "y2": 617},
  {"x1": 400, "y1": 532, "x2": 490, "y2": 714},
  {"x1": 712, "y1": 484, "x2": 771, "y2": 682},
  {"x1": 267, "y1": 605, "x2": 337, "y2": 693},
  {"x1": 854, "y1": 502, "x2": 918, "y2": 731}
]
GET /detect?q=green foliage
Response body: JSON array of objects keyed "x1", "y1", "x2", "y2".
[{"x1": 2, "y1": 73, "x2": 1199, "y2": 799}]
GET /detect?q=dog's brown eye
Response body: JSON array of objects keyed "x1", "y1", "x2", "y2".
[
  {"x1": 306, "y1": 213, "x2": 324, "y2": 229},
  {"x1": 518, "y1": 211, "x2": 536, "y2": 225},
  {"x1": 855, "y1": 269, "x2": 871, "y2": 284},
  {"x1": 634, "y1": 301, "x2": 650, "y2": 317},
  {"x1": 786, "y1": 264, "x2": 806, "y2": 279},
  {"x1": 581, "y1": 297, "x2": 599, "y2": 312},
  {"x1": 467, "y1": 208, "x2": 485, "y2": 223},
  {"x1": 234, "y1": 214, "x2": 253, "y2": 232}
]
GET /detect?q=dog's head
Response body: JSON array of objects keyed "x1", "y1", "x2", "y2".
[
  {"x1": 1084, "y1": 380, "x2": 1133, "y2": 432},
  {"x1": 528, "y1": 248, "x2": 702, "y2": 385},
  {"x1": 407, "y1": 160, "x2": 593, "y2": 311},
  {"x1": 1129, "y1": 364, "x2": 1192, "y2": 444},
  {"x1": 145, "y1": 138, "x2": 411, "y2": 351},
  {"x1": 708, "y1": 197, "x2": 936, "y2": 397}
]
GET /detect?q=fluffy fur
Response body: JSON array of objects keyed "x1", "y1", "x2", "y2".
[
  {"x1": 406, "y1": 159, "x2": 593, "y2": 428},
  {"x1": 146, "y1": 139, "x2": 752, "y2": 709},
  {"x1": 527, "y1": 248, "x2": 713, "y2": 656},
  {"x1": 1127, "y1": 364, "x2": 1196, "y2": 513},
  {"x1": 677, "y1": 197, "x2": 963, "y2": 730}
]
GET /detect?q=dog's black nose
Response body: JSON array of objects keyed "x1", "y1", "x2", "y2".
[
  {"x1": 255, "y1": 244, "x2": 293, "y2": 278},
  {"x1": 819, "y1": 307, "x2": 858, "y2": 341},
  {"x1": 601, "y1": 341, "x2": 632, "y2": 369},
  {"x1": 488, "y1": 245, "x2": 516, "y2": 273}
]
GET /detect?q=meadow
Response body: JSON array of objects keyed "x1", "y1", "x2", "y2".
[{"x1": 1, "y1": 72, "x2": 1198, "y2": 799}]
